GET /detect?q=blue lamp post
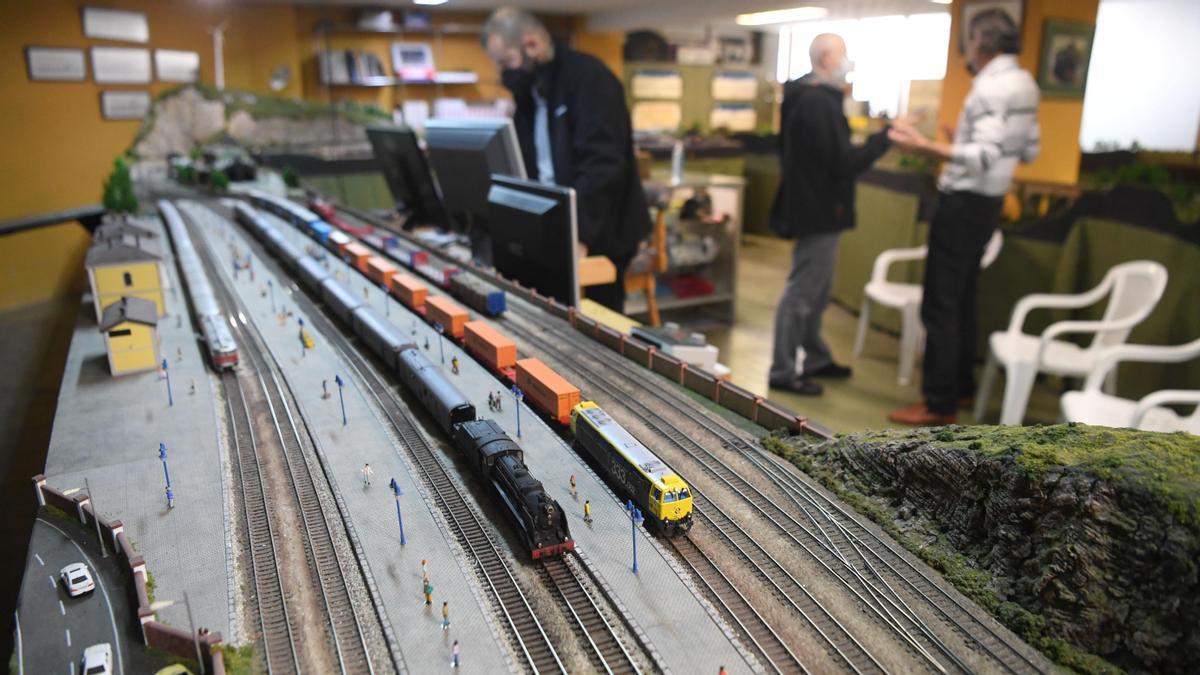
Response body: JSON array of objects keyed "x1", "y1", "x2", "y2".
[
  {"x1": 335, "y1": 375, "x2": 346, "y2": 426},
  {"x1": 267, "y1": 279, "x2": 275, "y2": 312},
  {"x1": 512, "y1": 385, "x2": 524, "y2": 438},
  {"x1": 435, "y1": 323, "x2": 445, "y2": 364},
  {"x1": 389, "y1": 478, "x2": 406, "y2": 546},
  {"x1": 626, "y1": 499, "x2": 643, "y2": 574},
  {"x1": 299, "y1": 317, "x2": 306, "y2": 358},
  {"x1": 381, "y1": 284, "x2": 390, "y2": 316},
  {"x1": 162, "y1": 358, "x2": 173, "y2": 407},
  {"x1": 158, "y1": 442, "x2": 172, "y2": 489}
]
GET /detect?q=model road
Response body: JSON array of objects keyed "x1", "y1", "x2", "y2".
[{"x1": 14, "y1": 516, "x2": 136, "y2": 675}]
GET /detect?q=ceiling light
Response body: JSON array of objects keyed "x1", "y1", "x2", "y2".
[
  {"x1": 929, "y1": 0, "x2": 953, "y2": 5},
  {"x1": 413, "y1": 0, "x2": 448, "y2": 6},
  {"x1": 736, "y1": 6, "x2": 829, "y2": 26}
]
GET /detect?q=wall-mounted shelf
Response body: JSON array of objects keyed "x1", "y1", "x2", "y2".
[
  {"x1": 322, "y1": 72, "x2": 479, "y2": 87},
  {"x1": 314, "y1": 22, "x2": 481, "y2": 37}
]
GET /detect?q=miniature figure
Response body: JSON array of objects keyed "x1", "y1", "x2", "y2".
[
  {"x1": 424, "y1": 337, "x2": 430, "y2": 350},
  {"x1": 570, "y1": 474, "x2": 577, "y2": 497},
  {"x1": 451, "y1": 357, "x2": 459, "y2": 374},
  {"x1": 495, "y1": 392, "x2": 503, "y2": 412},
  {"x1": 583, "y1": 500, "x2": 592, "y2": 524},
  {"x1": 452, "y1": 641, "x2": 460, "y2": 669},
  {"x1": 423, "y1": 579, "x2": 433, "y2": 606},
  {"x1": 362, "y1": 463, "x2": 374, "y2": 488},
  {"x1": 322, "y1": 380, "x2": 330, "y2": 400},
  {"x1": 189, "y1": 379, "x2": 196, "y2": 396},
  {"x1": 442, "y1": 601, "x2": 450, "y2": 630},
  {"x1": 421, "y1": 559, "x2": 428, "y2": 583}
]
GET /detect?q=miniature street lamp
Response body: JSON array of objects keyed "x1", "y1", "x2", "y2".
[
  {"x1": 626, "y1": 499, "x2": 643, "y2": 574},
  {"x1": 267, "y1": 279, "x2": 275, "y2": 312},
  {"x1": 163, "y1": 358, "x2": 173, "y2": 407},
  {"x1": 150, "y1": 593, "x2": 205, "y2": 674},
  {"x1": 435, "y1": 323, "x2": 445, "y2": 364},
  {"x1": 335, "y1": 375, "x2": 346, "y2": 426},
  {"x1": 84, "y1": 477, "x2": 107, "y2": 558},
  {"x1": 512, "y1": 385, "x2": 524, "y2": 438},
  {"x1": 299, "y1": 317, "x2": 306, "y2": 358},
  {"x1": 158, "y1": 442, "x2": 172, "y2": 490},
  {"x1": 389, "y1": 477, "x2": 406, "y2": 546},
  {"x1": 381, "y1": 284, "x2": 390, "y2": 316}
]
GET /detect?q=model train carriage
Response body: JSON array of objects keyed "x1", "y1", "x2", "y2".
[
  {"x1": 450, "y1": 274, "x2": 506, "y2": 317},
  {"x1": 200, "y1": 314, "x2": 238, "y2": 370},
  {"x1": 351, "y1": 306, "x2": 411, "y2": 371},
  {"x1": 452, "y1": 420, "x2": 573, "y2": 559},
  {"x1": 320, "y1": 276, "x2": 365, "y2": 325},
  {"x1": 296, "y1": 256, "x2": 331, "y2": 294},
  {"x1": 516, "y1": 358, "x2": 580, "y2": 425},
  {"x1": 570, "y1": 402, "x2": 694, "y2": 535},
  {"x1": 395, "y1": 346, "x2": 475, "y2": 434}
]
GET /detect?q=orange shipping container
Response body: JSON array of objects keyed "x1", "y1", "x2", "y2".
[
  {"x1": 516, "y1": 358, "x2": 580, "y2": 425},
  {"x1": 343, "y1": 242, "x2": 372, "y2": 274},
  {"x1": 366, "y1": 256, "x2": 399, "y2": 288},
  {"x1": 392, "y1": 274, "x2": 428, "y2": 309},
  {"x1": 464, "y1": 321, "x2": 517, "y2": 371},
  {"x1": 427, "y1": 295, "x2": 468, "y2": 338}
]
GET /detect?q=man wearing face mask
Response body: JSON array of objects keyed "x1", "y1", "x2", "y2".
[
  {"x1": 481, "y1": 8, "x2": 650, "y2": 312},
  {"x1": 886, "y1": 8, "x2": 1039, "y2": 425},
  {"x1": 767, "y1": 33, "x2": 898, "y2": 396}
]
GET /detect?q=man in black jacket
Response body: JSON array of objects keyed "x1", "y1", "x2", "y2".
[
  {"x1": 767, "y1": 33, "x2": 895, "y2": 396},
  {"x1": 483, "y1": 8, "x2": 650, "y2": 311}
]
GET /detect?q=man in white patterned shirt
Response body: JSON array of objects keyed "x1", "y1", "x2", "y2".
[{"x1": 887, "y1": 8, "x2": 1040, "y2": 425}]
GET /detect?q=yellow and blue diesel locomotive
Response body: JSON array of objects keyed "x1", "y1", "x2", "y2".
[{"x1": 570, "y1": 401, "x2": 693, "y2": 535}]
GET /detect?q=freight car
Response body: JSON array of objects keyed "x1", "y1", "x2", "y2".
[
  {"x1": 464, "y1": 321, "x2": 517, "y2": 380},
  {"x1": 449, "y1": 273, "x2": 506, "y2": 317},
  {"x1": 570, "y1": 401, "x2": 694, "y2": 535},
  {"x1": 516, "y1": 358, "x2": 580, "y2": 425},
  {"x1": 453, "y1": 419, "x2": 574, "y2": 558},
  {"x1": 228, "y1": 200, "x2": 572, "y2": 559},
  {"x1": 426, "y1": 295, "x2": 468, "y2": 340},
  {"x1": 160, "y1": 200, "x2": 238, "y2": 371}
]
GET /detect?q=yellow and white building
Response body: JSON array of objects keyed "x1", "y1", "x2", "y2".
[
  {"x1": 99, "y1": 296, "x2": 160, "y2": 376},
  {"x1": 85, "y1": 231, "x2": 165, "y2": 322}
]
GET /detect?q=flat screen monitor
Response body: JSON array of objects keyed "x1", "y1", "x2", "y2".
[
  {"x1": 424, "y1": 119, "x2": 527, "y2": 255},
  {"x1": 365, "y1": 125, "x2": 448, "y2": 229},
  {"x1": 486, "y1": 175, "x2": 579, "y2": 308}
]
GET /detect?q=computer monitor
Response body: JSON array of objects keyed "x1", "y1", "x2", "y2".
[
  {"x1": 364, "y1": 125, "x2": 448, "y2": 229},
  {"x1": 424, "y1": 119, "x2": 527, "y2": 261},
  {"x1": 486, "y1": 175, "x2": 580, "y2": 308}
]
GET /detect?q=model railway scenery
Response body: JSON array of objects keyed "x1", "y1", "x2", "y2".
[{"x1": 11, "y1": 5, "x2": 1197, "y2": 675}]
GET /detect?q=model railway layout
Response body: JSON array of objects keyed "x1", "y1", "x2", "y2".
[{"x1": 208, "y1": 199, "x2": 649, "y2": 673}]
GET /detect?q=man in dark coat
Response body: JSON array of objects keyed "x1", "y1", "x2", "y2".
[
  {"x1": 483, "y1": 8, "x2": 651, "y2": 312},
  {"x1": 767, "y1": 33, "x2": 895, "y2": 395}
]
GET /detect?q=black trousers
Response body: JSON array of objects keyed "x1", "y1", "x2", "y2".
[
  {"x1": 584, "y1": 254, "x2": 632, "y2": 313},
  {"x1": 921, "y1": 190, "x2": 1003, "y2": 414}
]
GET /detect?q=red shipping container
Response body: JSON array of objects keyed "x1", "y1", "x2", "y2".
[{"x1": 427, "y1": 296, "x2": 468, "y2": 339}]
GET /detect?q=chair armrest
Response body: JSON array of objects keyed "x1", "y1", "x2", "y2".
[
  {"x1": 1132, "y1": 390, "x2": 1200, "y2": 428},
  {"x1": 1006, "y1": 279, "x2": 1115, "y2": 335},
  {"x1": 1036, "y1": 315, "x2": 1147, "y2": 367},
  {"x1": 870, "y1": 246, "x2": 927, "y2": 285},
  {"x1": 1082, "y1": 337, "x2": 1200, "y2": 391}
]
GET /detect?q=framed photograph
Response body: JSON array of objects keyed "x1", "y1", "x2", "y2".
[
  {"x1": 1038, "y1": 19, "x2": 1095, "y2": 99},
  {"x1": 92, "y1": 47, "x2": 151, "y2": 84},
  {"x1": 960, "y1": 0, "x2": 1024, "y2": 53},
  {"x1": 26, "y1": 46, "x2": 86, "y2": 82},
  {"x1": 82, "y1": 6, "x2": 149, "y2": 43},
  {"x1": 154, "y1": 49, "x2": 199, "y2": 83},
  {"x1": 100, "y1": 91, "x2": 151, "y2": 120}
]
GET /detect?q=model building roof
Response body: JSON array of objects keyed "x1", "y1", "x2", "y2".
[
  {"x1": 99, "y1": 296, "x2": 159, "y2": 331},
  {"x1": 85, "y1": 235, "x2": 160, "y2": 266}
]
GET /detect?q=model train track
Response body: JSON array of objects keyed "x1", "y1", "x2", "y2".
[
  {"x1": 221, "y1": 370, "x2": 300, "y2": 673},
  {"x1": 184, "y1": 204, "x2": 375, "y2": 673},
  {"x1": 512, "y1": 307, "x2": 1048, "y2": 674},
  {"x1": 668, "y1": 534, "x2": 808, "y2": 675},
  {"x1": 536, "y1": 556, "x2": 642, "y2": 675}
]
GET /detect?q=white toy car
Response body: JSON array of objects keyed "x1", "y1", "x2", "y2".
[
  {"x1": 60, "y1": 562, "x2": 95, "y2": 597},
  {"x1": 81, "y1": 643, "x2": 113, "y2": 675}
]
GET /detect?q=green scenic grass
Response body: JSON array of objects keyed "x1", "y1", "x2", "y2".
[{"x1": 757, "y1": 421, "x2": 1200, "y2": 674}]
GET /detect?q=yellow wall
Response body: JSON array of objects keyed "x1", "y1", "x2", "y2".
[
  {"x1": 91, "y1": 260, "x2": 163, "y2": 318},
  {"x1": 939, "y1": 0, "x2": 1100, "y2": 186},
  {"x1": 105, "y1": 321, "x2": 157, "y2": 374}
]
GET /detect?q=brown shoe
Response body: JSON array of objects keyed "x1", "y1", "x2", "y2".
[{"x1": 888, "y1": 402, "x2": 956, "y2": 426}]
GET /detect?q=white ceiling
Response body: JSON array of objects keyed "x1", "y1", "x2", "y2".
[{"x1": 277, "y1": 0, "x2": 950, "y2": 32}]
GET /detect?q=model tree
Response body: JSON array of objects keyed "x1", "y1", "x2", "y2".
[
  {"x1": 102, "y1": 156, "x2": 138, "y2": 219},
  {"x1": 210, "y1": 169, "x2": 230, "y2": 191}
]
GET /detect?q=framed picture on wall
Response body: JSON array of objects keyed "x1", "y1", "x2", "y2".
[
  {"x1": 25, "y1": 47, "x2": 87, "y2": 82},
  {"x1": 100, "y1": 91, "x2": 151, "y2": 120},
  {"x1": 82, "y1": 6, "x2": 149, "y2": 43},
  {"x1": 92, "y1": 47, "x2": 151, "y2": 84},
  {"x1": 960, "y1": 0, "x2": 1025, "y2": 53},
  {"x1": 154, "y1": 49, "x2": 199, "y2": 83},
  {"x1": 1037, "y1": 19, "x2": 1095, "y2": 99}
]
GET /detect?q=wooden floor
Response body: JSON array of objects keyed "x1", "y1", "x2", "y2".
[{"x1": 687, "y1": 234, "x2": 1062, "y2": 434}]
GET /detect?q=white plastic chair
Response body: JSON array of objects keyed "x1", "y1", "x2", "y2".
[
  {"x1": 1060, "y1": 338, "x2": 1200, "y2": 433},
  {"x1": 975, "y1": 260, "x2": 1169, "y2": 425},
  {"x1": 853, "y1": 229, "x2": 1004, "y2": 385}
]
